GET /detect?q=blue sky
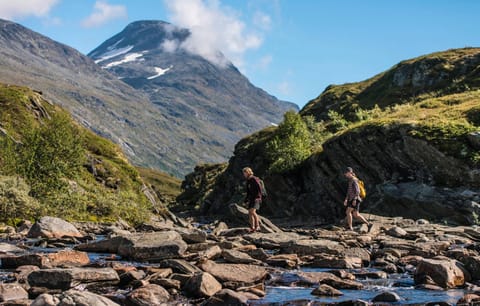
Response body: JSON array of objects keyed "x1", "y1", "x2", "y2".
[{"x1": 0, "y1": 0, "x2": 479, "y2": 107}]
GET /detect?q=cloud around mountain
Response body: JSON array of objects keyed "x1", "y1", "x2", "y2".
[{"x1": 164, "y1": 0, "x2": 264, "y2": 69}]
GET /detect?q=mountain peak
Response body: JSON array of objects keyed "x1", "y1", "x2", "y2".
[{"x1": 88, "y1": 20, "x2": 189, "y2": 59}]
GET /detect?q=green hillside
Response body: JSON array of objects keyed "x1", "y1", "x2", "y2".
[{"x1": 0, "y1": 83, "x2": 177, "y2": 225}]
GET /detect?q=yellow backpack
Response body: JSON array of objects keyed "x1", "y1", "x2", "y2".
[{"x1": 357, "y1": 178, "x2": 366, "y2": 199}]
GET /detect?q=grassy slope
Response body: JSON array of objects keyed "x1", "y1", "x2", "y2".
[{"x1": 0, "y1": 83, "x2": 178, "y2": 224}]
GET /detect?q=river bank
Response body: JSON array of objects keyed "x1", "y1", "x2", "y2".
[{"x1": 1, "y1": 208, "x2": 480, "y2": 305}]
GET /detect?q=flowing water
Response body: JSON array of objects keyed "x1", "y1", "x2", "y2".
[{"x1": 252, "y1": 268, "x2": 466, "y2": 305}]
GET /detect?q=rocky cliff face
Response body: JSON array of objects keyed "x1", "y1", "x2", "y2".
[
  {"x1": 179, "y1": 48, "x2": 480, "y2": 225},
  {"x1": 88, "y1": 20, "x2": 297, "y2": 175}
]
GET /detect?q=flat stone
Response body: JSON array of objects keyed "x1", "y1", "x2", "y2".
[
  {"x1": 198, "y1": 260, "x2": 267, "y2": 284},
  {"x1": 27, "y1": 268, "x2": 119, "y2": 290},
  {"x1": 1, "y1": 250, "x2": 89, "y2": 269},
  {"x1": 0, "y1": 283, "x2": 28, "y2": 302},
  {"x1": 27, "y1": 217, "x2": 82, "y2": 239},
  {"x1": 311, "y1": 284, "x2": 343, "y2": 296}
]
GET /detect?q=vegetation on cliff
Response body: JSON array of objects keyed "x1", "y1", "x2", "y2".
[{"x1": 0, "y1": 83, "x2": 160, "y2": 225}]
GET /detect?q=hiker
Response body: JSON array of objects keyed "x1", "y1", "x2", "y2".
[
  {"x1": 343, "y1": 167, "x2": 371, "y2": 231},
  {"x1": 242, "y1": 167, "x2": 262, "y2": 232}
]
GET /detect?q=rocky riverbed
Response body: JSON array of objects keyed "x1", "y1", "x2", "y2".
[{"x1": 2, "y1": 206, "x2": 480, "y2": 305}]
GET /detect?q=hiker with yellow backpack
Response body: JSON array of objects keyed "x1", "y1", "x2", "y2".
[{"x1": 343, "y1": 167, "x2": 372, "y2": 231}]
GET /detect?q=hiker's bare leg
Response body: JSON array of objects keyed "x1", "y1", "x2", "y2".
[
  {"x1": 353, "y1": 210, "x2": 369, "y2": 224},
  {"x1": 346, "y1": 207, "x2": 353, "y2": 230},
  {"x1": 251, "y1": 208, "x2": 260, "y2": 230},
  {"x1": 248, "y1": 208, "x2": 255, "y2": 230}
]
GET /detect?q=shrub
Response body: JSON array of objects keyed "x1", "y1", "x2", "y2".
[
  {"x1": 266, "y1": 111, "x2": 312, "y2": 173},
  {"x1": 0, "y1": 176, "x2": 43, "y2": 224},
  {"x1": 327, "y1": 110, "x2": 349, "y2": 131},
  {"x1": 16, "y1": 112, "x2": 85, "y2": 197}
]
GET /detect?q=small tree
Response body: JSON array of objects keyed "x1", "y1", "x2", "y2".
[
  {"x1": 266, "y1": 111, "x2": 312, "y2": 173},
  {"x1": 0, "y1": 176, "x2": 43, "y2": 224},
  {"x1": 17, "y1": 112, "x2": 85, "y2": 198}
]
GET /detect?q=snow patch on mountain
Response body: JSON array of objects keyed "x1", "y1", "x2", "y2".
[
  {"x1": 104, "y1": 52, "x2": 145, "y2": 68},
  {"x1": 94, "y1": 45, "x2": 134, "y2": 64},
  {"x1": 147, "y1": 65, "x2": 173, "y2": 80}
]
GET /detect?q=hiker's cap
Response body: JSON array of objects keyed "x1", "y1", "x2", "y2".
[{"x1": 345, "y1": 167, "x2": 353, "y2": 173}]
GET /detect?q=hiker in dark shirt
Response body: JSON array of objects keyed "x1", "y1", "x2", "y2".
[
  {"x1": 243, "y1": 167, "x2": 262, "y2": 232},
  {"x1": 344, "y1": 167, "x2": 371, "y2": 231}
]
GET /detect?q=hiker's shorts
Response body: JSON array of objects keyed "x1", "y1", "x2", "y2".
[
  {"x1": 347, "y1": 199, "x2": 361, "y2": 211},
  {"x1": 248, "y1": 198, "x2": 261, "y2": 210}
]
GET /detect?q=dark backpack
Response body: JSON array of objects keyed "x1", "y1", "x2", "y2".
[{"x1": 255, "y1": 177, "x2": 268, "y2": 201}]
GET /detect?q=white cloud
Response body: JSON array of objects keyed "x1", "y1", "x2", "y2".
[
  {"x1": 258, "y1": 55, "x2": 272, "y2": 69},
  {"x1": 164, "y1": 0, "x2": 263, "y2": 68},
  {"x1": 81, "y1": 1, "x2": 127, "y2": 28},
  {"x1": 253, "y1": 11, "x2": 271, "y2": 30},
  {"x1": 278, "y1": 80, "x2": 292, "y2": 96},
  {"x1": 0, "y1": 0, "x2": 59, "y2": 20},
  {"x1": 161, "y1": 39, "x2": 180, "y2": 53}
]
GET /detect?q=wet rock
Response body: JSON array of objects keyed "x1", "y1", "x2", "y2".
[
  {"x1": 457, "y1": 293, "x2": 480, "y2": 304},
  {"x1": 119, "y1": 270, "x2": 146, "y2": 287},
  {"x1": 27, "y1": 217, "x2": 82, "y2": 239},
  {"x1": 0, "y1": 283, "x2": 28, "y2": 302},
  {"x1": 312, "y1": 255, "x2": 362, "y2": 269},
  {"x1": 460, "y1": 256, "x2": 480, "y2": 280},
  {"x1": 354, "y1": 270, "x2": 388, "y2": 279},
  {"x1": 1, "y1": 250, "x2": 89, "y2": 269},
  {"x1": 198, "y1": 260, "x2": 267, "y2": 284},
  {"x1": 372, "y1": 291, "x2": 401, "y2": 302},
  {"x1": 144, "y1": 268, "x2": 172, "y2": 280},
  {"x1": 15, "y1": 265, "x2": 39, "y2": 284},
  {"x1": 184, "y1": 272, "x2": 222, "y2": 298},
  {"x1": 31, "y1": 289, "x2": 120, "y2": 306},
  {"x1": 159, "y1": 259, "x2": 202, "y2": 275},
  {"x1": 203, "y1": 288, "x2": 249, "y2": 306},
  {"x1": 127, "y1": 284, "x2": 170, "y2": 305},
  {"x1": 246, "y1": 248, "x2": 270, "y2": 262},
  {"x1": 222, "y1": 249, "x2": 261, "y2": 264},
  {"x1": 237, "y1": 283, "x2": 265, "y2": 297},
  {"x1": 27, "y1": 268, "x2": 119, "y2": 290},
  {"x1": 30, "y1": 293, "x2": 59, "y2": 306},
  {"x1": 311, "y1": 284, "x2": 343, "y2": 296},
  {"x1": 188, "y1": 242, "x2": 219, "y2": 252},
  {"x1": 275, "y1": 272, "x2": 363, "y2": 289},
  {"x1": 149, "y1": 278, "x2": 181, "y2": 290},
  {"x1": 266, "y1": 254, "x2": 300, "y2": 269},
  {"x1": 0, "y1": 243, "x2": 25, "y2": 254},
  {"x1": 414, "y1": 258, "x2": 470, "y2": 288}
]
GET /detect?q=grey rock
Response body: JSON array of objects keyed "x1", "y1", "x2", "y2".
[
  {"x1": 184, "y1": 272, "x2": 222, "y2": 298},
  {"x1": 27, "y1": 217, "x2": 82, "y2": 239},
  {"x1": 0, "y1": 283, "x2": 28, "y2": 302},
  {"x1": 127, "y1": 284, "x2": 170, "y2": 305},
  {"x1": 372, "y1": 291, "x2": 401, "y2": 302},
  {"x1": 27, "y1": 268, "x2": 119, "y2": 290}
]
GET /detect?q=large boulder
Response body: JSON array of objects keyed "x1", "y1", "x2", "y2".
[
  {"x1": 27, "y1": 268, "x2": 119, "y2": 290},
  {"x1": 198, "y1": 260, "x2": 267, "y2": 284},
  {"x1": 1, "y1": 250, "x2": 89, "y2": 269},
  {"x1": 228, "y1": 204, "x2": 283, "y2": 233},
  {"x1": 126, "y1": 284, "x2": 170, "y2": 305},
  {"x1": 117, "y1": 231, "x2": 187, "y2": 261},
  {"x1": 31, "y1": 289, "x2": 120, "y2": 306},
  {"x1": 27, "y1": 216, "x2": 83, "y2": 239},
  {"x1": 414, "y1": 258, "x2": 470, "y2": 288},
  {"x1": 76, "y1": 231, "x2": 188, "y2": 262},
  {"x1": 282, "y1": 239, "x2": 345, "y2": 256},
  {"x1": 0, "y1": 283, "x2": 28, "y2": 302},
  {"x1": 184, "y1": 272, "x2": 222, "y2": 298}
]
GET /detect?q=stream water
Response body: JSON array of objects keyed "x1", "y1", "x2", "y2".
[
  {"x1": 0, "y1": 238, "x2": 471, "y2": 305},
  {"x1": 251, "y1": 269, "x2": 466, "y2": 305}
]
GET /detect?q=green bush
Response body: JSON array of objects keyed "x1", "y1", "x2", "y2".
[
  {"x1": 16, "y1": 112, "x2": 85, "y2": 197},
  {"x1": 327, "y1": 110, "x2": 349, "y2": 131},
  {"x1": 266, "y1": 111, "x2": 312, "y2": 173},
  {"x1": 0, "y1": 176, "x2": 43, "y2": 224}
]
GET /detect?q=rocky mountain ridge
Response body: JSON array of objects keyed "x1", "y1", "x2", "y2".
[{"x1": 88, "y1": 20, "x2": 297, "y2": 175}]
